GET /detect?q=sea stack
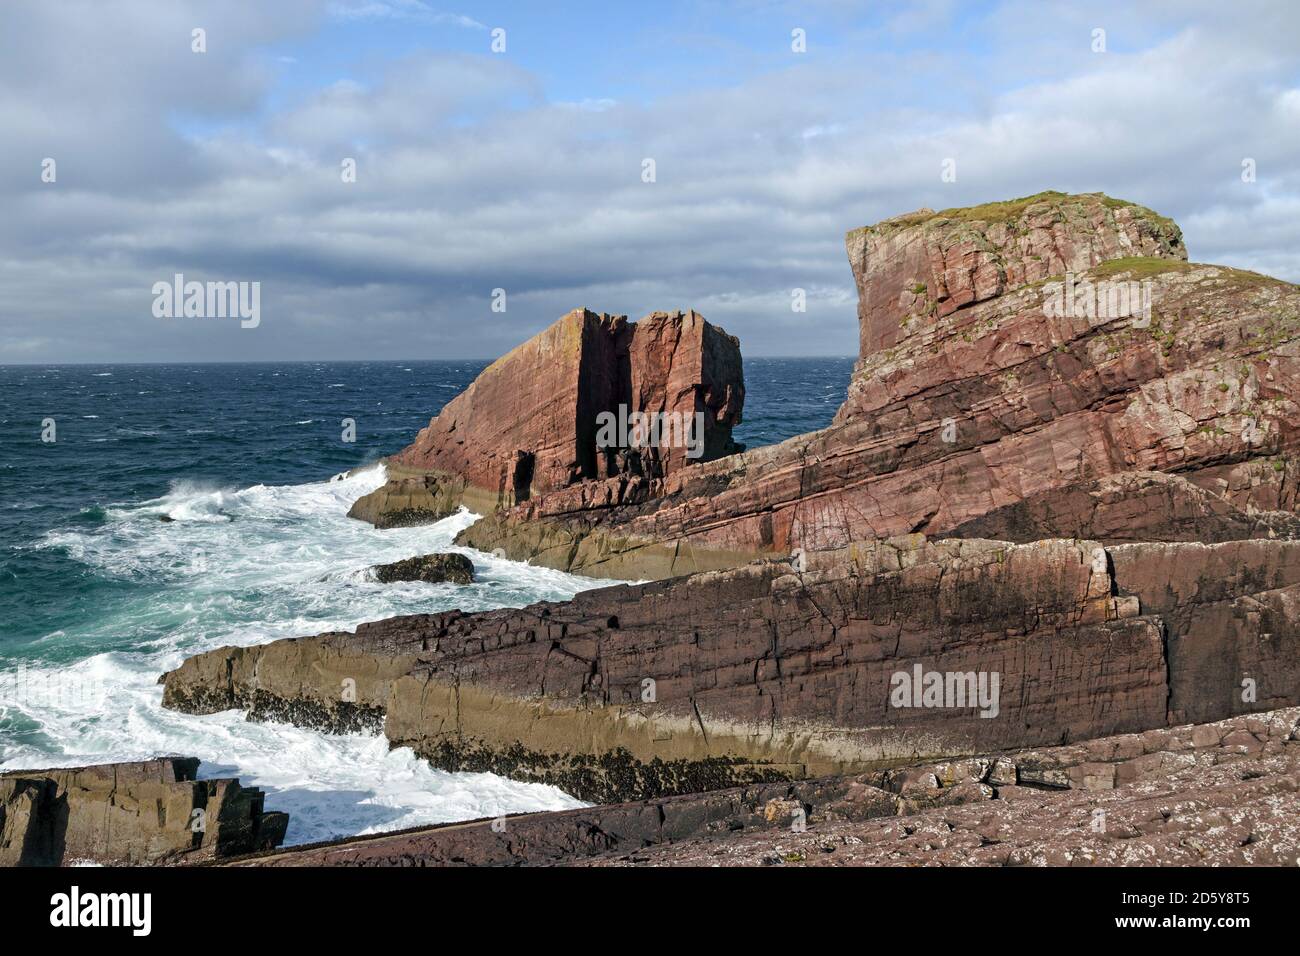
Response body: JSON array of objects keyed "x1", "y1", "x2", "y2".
[{"x1": 348, "y1": 307, "x2": 744, "y2": 528}]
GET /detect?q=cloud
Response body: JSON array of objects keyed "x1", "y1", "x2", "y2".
[
  {"x1": 1, "y1": 0, "x2": 1298, "y2": 364},
  {"x1": 327, "y1": 1, "x2": 486, "y2": 29}
]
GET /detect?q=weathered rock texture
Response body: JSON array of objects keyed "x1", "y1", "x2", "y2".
[
  {"x1": 352, "y1": 308, "x2": 744, "y2": 525},
  {"x1": 227, "y1": 706, "x2": 1300, "y2": 867},
  {"x1": 162, "y1": 536, "x2": 1300, "y2": 803},
  {"x1": 948, "y1": 470, "x2": 1300, "y2": 544},
  {"x1": 230, "y1": 777, "x2": 842, "y2": 867},
  {"x1": 348, "y1": 474, "x2": 464, "y2": 529},
  {"x1": 578, "y1": 707, "x2": 1300, "y2": 867},
  {"x1": 371, "y1": 552, "x2": 474, "y2": 585},
  {"x1": 838, "y1": 191, "x2": 1186, "y2": 416},
  {"x1": 440, "y1": 193, "x2": 1300, "y2": 580},
  {"x1": 0, "y1": 758, "x2": 287, "y2": 866}
]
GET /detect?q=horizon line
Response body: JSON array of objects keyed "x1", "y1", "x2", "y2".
[{"x1": 0, "y1": 355, "x2": 859, "y2": 368}]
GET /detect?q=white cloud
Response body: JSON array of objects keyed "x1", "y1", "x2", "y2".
[
  {"x1": 327, "y1": 1, "x2": 485, "y2": 29},
  {"x1": 1, "y1": 0, "x2": 1297, "y2": 364}
]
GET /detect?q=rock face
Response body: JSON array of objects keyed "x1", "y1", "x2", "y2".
[
  {"x1": 838, "y1": 190, "x2": 1186, "y2": 417},
  {"x1": 437, "y1": 192, "x2": 1300, "y2": 580},
  {"x1": 0, "y1": 758, "x2": 287, "y2": 866},
  {"x1": 232, "y1": 777, "x2": 842, "y2": 867},
  {"x1": 354, "y1": 308, "x2": 743, "y2": 527},
  {"x1": 161, "y1": 535, "x2": 1300, "y2": 803},
  {"x1": 371, "y1": 552, "x2": 474, "y2": 585},
  {"x1": 948, "y1": 470, "x2": 1300, "y2": 544},
  {"x1": 227, "y1": 706, "x2": 1300, "y2": 867}
]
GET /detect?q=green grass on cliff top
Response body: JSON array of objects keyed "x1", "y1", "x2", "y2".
[
  {"x1": 857, "y1": 190, "x2": 1175, "y2": 234},
  {"x1": 1014, "y1": 256, "x2": 1295, "y2": 290},
  {"x1": 1090, "y1": 256, "x2": 1292, "y2": 286},
  {"x1": 1088, "y1": 256, "x2": 1195, "y2": 279}
]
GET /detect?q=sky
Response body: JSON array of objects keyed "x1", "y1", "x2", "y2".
[{"x1": 2, "y1": 0, "x2": 1299, "y2": 363}]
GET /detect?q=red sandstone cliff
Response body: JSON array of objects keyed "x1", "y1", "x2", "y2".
[
  {"x1": 439, "y1": 192, "x2": 1300, "y2": 579},
  {"x1": 371, "y1": 308, "x2": 743, "y2": 516}
]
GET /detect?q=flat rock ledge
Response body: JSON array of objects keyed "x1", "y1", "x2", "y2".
[
  {"x1": 227, "y1": 707, "x2": 1300, "y2": 867},
  {"x1": 0, "y1": 758, "x2": 287, "y2": 866},
  {"x1": 162, "y1": 535, "x2": 1300, "y2": 804}
]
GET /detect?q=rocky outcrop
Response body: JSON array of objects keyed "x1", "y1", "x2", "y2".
[
  {"x1": 231, "y1": 776, "x2": 840, "y2": 867},
  {"x1": 226, "y1": 706, "x2": 1300, "y2": 867},
  {"x1": 161, "y1": 535, "x2": 1300, "y2": 803},
  {"x1": 838, "y1": 190, "x2": 1186, "y2": 417},
  {"x1": 150, "y1": 190, "x2": 1300, "y2": 866},
  {"x1": 351, "y1": 308, "x2": 744, "y2": 528},
  {"x1": 0, "y1": 758, "x2": 287, "y2": 866},
  {"x1": 371, "y1": 552, "x2": 474, "y2": 585},
  {"x1": 431, "y1": 193, "x2": 1299, "y2": 579},
  {"x1": 347, "y1": 474, "x2": 464, "y2": 528}
]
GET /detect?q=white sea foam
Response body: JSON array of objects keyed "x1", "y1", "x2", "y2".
[{"x1": 3, "y1": 465, "x2": 608, "y2": 845}]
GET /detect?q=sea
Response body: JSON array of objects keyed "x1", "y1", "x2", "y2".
[{"x1": 0, "y1": 357, "x2": 852, "y2": 845}]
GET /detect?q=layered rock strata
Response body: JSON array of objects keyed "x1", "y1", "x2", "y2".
[
  {"x1": 350, "y1": 308, "x2": 744, "y2": 525},
  {"x1": 154, "y1": 190, "x2": 1300, "y2": 865},
  {"x1": 579, "y1": 707, "x2": 1300, "y2": 867},
  {"x1": 346, "y1": 192, "x2": 1299, "y2": 580},
  {"x1": 162, "y1": 535, "x2": 1300, "y2": 803},
  {"x1": 227, "y1": 706, "x2": 1300, "y2": 867},
  {"x1": 0, "y1": 758, "x2": 287, "y2": 866}
]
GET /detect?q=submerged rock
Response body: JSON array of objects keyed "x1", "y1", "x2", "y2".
[{"x1": 371, "y1": 552, "x2": 474, "y2": 585}]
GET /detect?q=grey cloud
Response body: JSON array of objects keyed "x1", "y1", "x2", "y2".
[{"x1": 2, "y1": 0, "x2": 1298, "y2": 365}]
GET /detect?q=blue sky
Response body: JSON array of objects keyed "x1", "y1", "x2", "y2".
[{"x1": 2, "y1": 0, "x2": 1298, "y2": 363}]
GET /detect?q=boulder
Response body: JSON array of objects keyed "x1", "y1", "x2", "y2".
[
  {"x1": 371, "y1": 552, "x2": 474, "y2": 585},
  {"x1": 346, "y1": 474, "x2": 463, "y2": 529}
]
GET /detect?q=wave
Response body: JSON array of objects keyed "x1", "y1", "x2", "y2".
[{"x1": 7, "y1": 463, "x2": 606, "y2": 843}]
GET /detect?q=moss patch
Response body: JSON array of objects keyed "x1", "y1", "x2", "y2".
[
  {"x1": 1089, "y1": 257, "x2": 1197, "y2": 280},
  {"x1": 1091, "y1": 257, "x2": 1293, "y2": 288},
  {"x1": 856, "y1": 191, "x2": 1174, "y2": 237}
]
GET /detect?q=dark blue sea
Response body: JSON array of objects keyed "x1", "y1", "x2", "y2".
[{"x1": 0, "y1": 357, "x2": 851, "y2": 844}]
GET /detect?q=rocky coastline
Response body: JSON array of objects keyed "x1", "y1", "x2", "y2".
[{"x1": 20, "y1": 190, "x2": 1300, "y2": 866}]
